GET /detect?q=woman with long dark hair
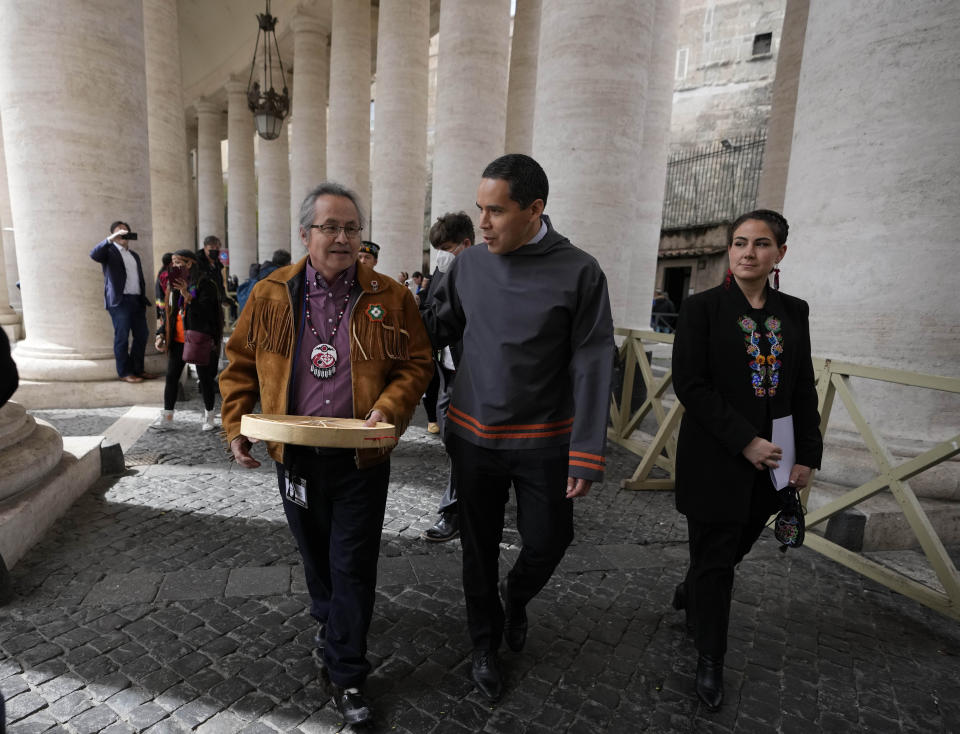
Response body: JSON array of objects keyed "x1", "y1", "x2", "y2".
[
  {"x1": 151, "y1": 249, "x2": 221, "y2": 431},
  {"x1": 671, "y1": 209, "x2": 822, "y2": 710}
]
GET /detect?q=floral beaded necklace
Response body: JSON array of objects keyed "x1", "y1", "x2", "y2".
[
  {"x1": 305, "y1": 272, "x2": 354, "y2": 380},
  {"x1": 738, "y1": 314, "x2": 783, "y2": 397}
]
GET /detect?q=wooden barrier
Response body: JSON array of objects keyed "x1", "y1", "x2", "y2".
[
  {"x1": 608, "y1": 328, "x2": 960, "y2": 621},
  {"x1": 607, "y1": 328, "x2": 682, "y2": 490}
]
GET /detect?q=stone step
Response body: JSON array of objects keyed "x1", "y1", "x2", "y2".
[{"x1": 806, "y1": 479, "x2": 960, "y2": 552}]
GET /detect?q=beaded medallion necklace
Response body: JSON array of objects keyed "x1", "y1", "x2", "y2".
[{"x1": 305, "y1": 272, "x2": 354, "y2": 380}]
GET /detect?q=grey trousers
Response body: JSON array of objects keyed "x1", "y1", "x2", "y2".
[{"x1": 436, "y1": 362, "x2": 457, "y2": 514}]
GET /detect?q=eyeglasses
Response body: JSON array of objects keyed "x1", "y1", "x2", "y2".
[{"x1": 309, "y1": 224, "x2": 363, "y2": 238}]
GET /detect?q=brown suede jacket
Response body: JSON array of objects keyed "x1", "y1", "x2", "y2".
[{"x1": 219, "y1": 256, "x2": 434, "y2": 468}]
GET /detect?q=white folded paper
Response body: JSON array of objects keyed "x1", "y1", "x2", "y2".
[{"x1": 770, "y1": 415, "x2": 796, "y2": 491}]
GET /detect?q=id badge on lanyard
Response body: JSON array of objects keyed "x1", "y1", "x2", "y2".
[{"x1": 284, "y1": 471, "x2": 308, "y2": 509}]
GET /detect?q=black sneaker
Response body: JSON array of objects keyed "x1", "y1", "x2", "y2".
[
  {"x1": 422, "y1": 512, "x2": 459, "y2": 542},
  {"x1": 332, "y1": 685, "x2": 373, "y2": 725}
]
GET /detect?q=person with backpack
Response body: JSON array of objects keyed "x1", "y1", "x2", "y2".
[{"x1": 237, "y1": 249, "x2": 291, "y2": 313}]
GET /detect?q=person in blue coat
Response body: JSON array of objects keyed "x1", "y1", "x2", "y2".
[{"x1": 89, "y1": 221, "x2": 157, "y2": 383}]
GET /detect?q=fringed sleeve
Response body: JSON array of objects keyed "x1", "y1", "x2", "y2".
[{"x1": 246, "y1": 297, "x2": 294, "y2": 357}]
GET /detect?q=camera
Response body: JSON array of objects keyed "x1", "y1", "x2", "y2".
[{"x1": 120, "y1": 232, "x2": 137, "y2": 240}]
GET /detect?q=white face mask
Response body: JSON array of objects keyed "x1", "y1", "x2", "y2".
[{"x1": 435, "y1": 248, "x2": 456, "y2": 273}]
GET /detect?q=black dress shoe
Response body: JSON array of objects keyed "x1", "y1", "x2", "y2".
[
  {"x1": 500, "y1": 580, "x2": 527, "y2": 652},
  {"x1": 470, "y1": 650, "x2": 502, "y2": 701},
  {"x1": 332, "y1": 686, "x2": 373, "y2": 725},
  {"x1": 695, "y1": 654, "x2": 724, "y2": 711},
  {"x1": 422, "y1": 512, "x2": 459, "y2": 542}
]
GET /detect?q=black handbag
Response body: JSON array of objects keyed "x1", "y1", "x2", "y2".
[{"x1": 774, "y1": 487, "x2": 805, "y2": 552}]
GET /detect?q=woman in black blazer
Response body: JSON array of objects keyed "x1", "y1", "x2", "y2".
[{"x1": 671, "y1": 210, "x2": 822, "y2": 711}]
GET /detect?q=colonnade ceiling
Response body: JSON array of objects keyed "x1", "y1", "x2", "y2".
[{"x1": 178, "y1": 0, "x2": 441, "y2": 116}]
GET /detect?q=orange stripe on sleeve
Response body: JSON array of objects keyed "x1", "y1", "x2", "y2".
[
  {"x1": 569, "y1": 451, "x2": 605, "y2": 464},
  {"x1": 569, "y1": 459, "x2": 605, "y2": 471}
]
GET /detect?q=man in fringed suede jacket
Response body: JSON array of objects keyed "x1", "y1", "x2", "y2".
[{"x1": 219, "y1": 182, "x2": 433, "y2": 726}]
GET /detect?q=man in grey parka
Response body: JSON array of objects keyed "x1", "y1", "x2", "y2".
[{"x1": 421, "y1": 154, "x2": 615, "y2": 701}]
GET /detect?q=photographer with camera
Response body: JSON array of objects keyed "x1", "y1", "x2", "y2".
[{"x1": 90, "y1": 221, "x2": 158, "y2": 383}]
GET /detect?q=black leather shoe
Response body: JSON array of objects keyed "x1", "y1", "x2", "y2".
[
  {"x1": 695, "y1": 654, "x2": 724, "y2": 711},
  {"x1": 422, "y1": 512, "x2": 459, "y2": 542},
  {"x1": 470, "y1": 650, "x2": 502, "y2": 701},
  {"x1": 500, "y1": 580, "x2": 527, "y2": 652},
  {"x1": 332, "y1": 686, "x2": 373, "y2": 725}
]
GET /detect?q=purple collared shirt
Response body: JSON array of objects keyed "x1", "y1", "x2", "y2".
[{"x1": 291, "y1": 262, "x2": 358, "y2": 418}]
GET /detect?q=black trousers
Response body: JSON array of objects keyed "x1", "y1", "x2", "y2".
[
  {"x1": 276, "y1": 451, "x2": 389, "y2": 688},
  {"x1": 422, "y1": 368, "x2": 441, "y2": 422},
  {"x1": 684, "y1": 472, "x2": 777, "y2": 658},
  {"x1": 435, "y1": 363, "x2": 457, "y2": 514},
  {"x1": 448, "y1": 433, "x2": 573, "y2": 651},
  {"x1": 163, "y1": 340, "x2": 217, "y2": 411}
]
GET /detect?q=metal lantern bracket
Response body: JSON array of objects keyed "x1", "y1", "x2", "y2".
[{"x1": 246, "y1": 0, "x2": 290, "y2": 140}]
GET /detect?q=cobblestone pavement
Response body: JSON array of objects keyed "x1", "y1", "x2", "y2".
[{"x1": 3, "y1": 394, "x2": 960, "y2": 733}]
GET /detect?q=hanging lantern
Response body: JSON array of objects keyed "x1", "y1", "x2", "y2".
[{"x1": 246, "y1": 0, "x2": 290, "y2": 141}]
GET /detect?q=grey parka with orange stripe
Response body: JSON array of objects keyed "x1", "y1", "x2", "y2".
[{"x1": 421, "y1": 215, "x2": 615, "y2": 483}]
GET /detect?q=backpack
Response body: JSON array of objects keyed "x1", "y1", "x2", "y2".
[{"x1": 236, "y1": 263, "x2": 279, "y2": 314}]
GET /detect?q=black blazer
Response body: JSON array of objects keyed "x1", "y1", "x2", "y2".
[
  {"x1": 89, "y1": 239, "x2": 150, "y2": 309},
  {"x1": 672, "y1": 281, "x2": 822, "y2": 523}
]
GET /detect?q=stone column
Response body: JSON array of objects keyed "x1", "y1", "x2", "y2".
[
  {"x1": 431, "y1": 0, "x2": 512, "y2": 230},
  {"x1": 258, "y1": 129, "x2": 291, "y2": 262},
  {"x1": 0, "y1": 113, "x2": 21, "y2": 338},
  {"x1": 327, "y1": 0, "x2": 371, "y2": 202},
  {"x1": 225, "y1": 79, "x2": 258, "y2": 280},
  {"x1": 782, "y1": 0, "x2": 960, "y2": 441},
  {"x1": 0, "y1": 237, "x2": 17, "y2": 342},
  {"x1": 756, "y1": 0, "x2": 809, "y2": 212},
  {"x1": 195, "y1": 99, "x2": 225, "y2": 246},
  {"x1": 532, "y1": 0, "x2": 656, "y2": 324},
  {"x1": 371, "y1": 0, "x2": 429, "y2": 279},
  {"x1": 625, "y1": 0, "x2": 681, "y2": 329},
  {"x1": 504, "y1": 0, "x2": 541, "y2": 156},
  {"x1": 0, "y1": 404, "x2": 62, "y2": 507},
  {"x1": 0, "y1": 0, "x2": 156, "y2": 380},
  {"x1": 186, "y1": 121, "x2": 198, "y2": 249},
  {"x1": 290, "y1": 11, "x2": 331, "y2": 258},
  {"x1": 0, "y1": 404, "x2": 64, "y2": 572},
  {"x1": 143, "y1": 0, "x2": 192, "y2": 267},
  {"x1": 431, "y1": 0, "x2": 510, "y2": 236}
]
